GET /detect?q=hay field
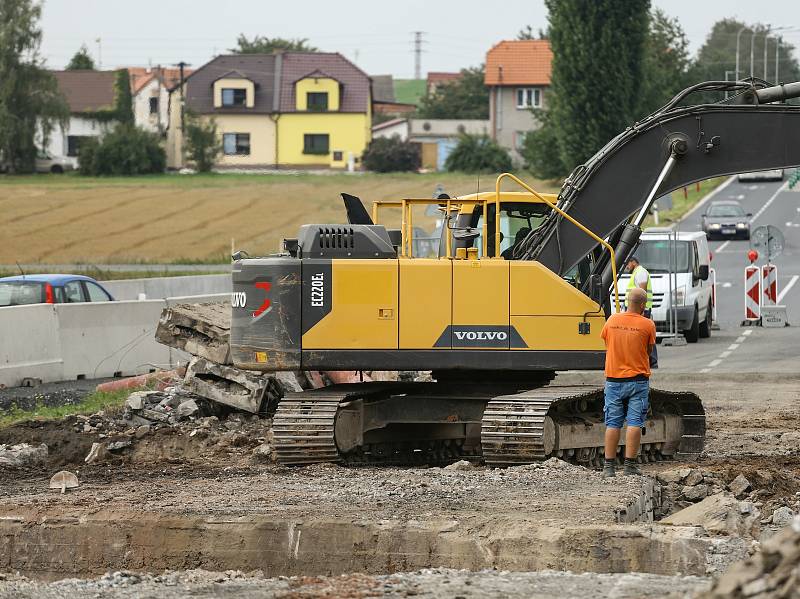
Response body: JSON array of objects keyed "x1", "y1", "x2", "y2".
[{"x1": 0, "y1": 172, "x2": 558, "y2": 264}]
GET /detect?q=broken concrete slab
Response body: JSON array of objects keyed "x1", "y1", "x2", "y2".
[
  {"x1": 183, "y1": 357, "x2": 267, "y2": 414},
  {"x1": 662, "y1": 492, "x2": 760, "y2": 538},
  {"x1": 176, "y1": 399, "x2": 200, "y2": 419},
  {"x1": 729, "y1": 474, "x2": 751, "y2": 499},
  {"x1": 156, "y1": 302, "x2": 231, "y2": 364},
  {"x1": 0, "y1": 443, "x2": 48, "y2": 468}
]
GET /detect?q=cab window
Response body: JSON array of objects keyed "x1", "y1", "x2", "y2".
[{"x1": 463, "y1": 202, "x2": 549, "y2": 258}]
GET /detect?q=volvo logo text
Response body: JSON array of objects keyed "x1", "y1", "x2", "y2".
[
  {"x1": 231, "y1": 292, "x2": 247, "y2": 308},
  {"x1": 454, "y1": 331, "x2": 508, "y2": 341}
]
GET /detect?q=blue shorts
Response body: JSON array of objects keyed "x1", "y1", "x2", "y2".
[{"x1": 604, "y1": 380, "x2": 650, "y2": 428}]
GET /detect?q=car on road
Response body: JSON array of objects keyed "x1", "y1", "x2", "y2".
[
  {"x1": 737, "y1": 169, "x2": 784, "y2": 182},
  {"x1": 0, "y1": 274, "x2": 114, "y2": 307},
  {"x1": 701, "y1": 200, "x2": 752, "y2": 240}
]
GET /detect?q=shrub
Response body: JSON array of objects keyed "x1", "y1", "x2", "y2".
[
  {"x1": 78, "y1": 125, "x2": 165, "y2": 176},
  {"x1": 362, "y1": 135, "x2": 420, "y2": 173},
  {"x1": 185, "y1": 114, "x2": 221, "y2": 173},
  {"x1": 444, "y1": 134, "x2": 513, "y2": 173}
]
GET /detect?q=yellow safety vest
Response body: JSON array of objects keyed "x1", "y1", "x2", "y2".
[{"x1": 627, "y1": 265, "x2": 653, "y2": 310}]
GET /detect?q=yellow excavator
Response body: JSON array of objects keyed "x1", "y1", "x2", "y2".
[{"x1": 230, "y1": 79, "x2": 800, "y2": 466}]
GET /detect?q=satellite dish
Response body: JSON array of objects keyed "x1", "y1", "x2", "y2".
[{"x1": 751, "y1": 225, "x2": 784, "y2": 260}]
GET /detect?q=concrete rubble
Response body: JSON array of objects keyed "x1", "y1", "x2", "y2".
[
  {"x1": 702, "y1": 516, "x2": 800, "y2": 598},
  {"x1": 0, "y1": 443, "x2": 48, "y2": 469},
  {"x1": 155, "y1": 301, "x2": 232, "y2": 365},
  {"x1": 661, "y1": 492, "x2": 761, "y2": 538}
]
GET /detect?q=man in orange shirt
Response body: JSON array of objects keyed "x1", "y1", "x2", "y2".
[{"x1": 600, "y1": 287, "x2": 656, "y2": 478}]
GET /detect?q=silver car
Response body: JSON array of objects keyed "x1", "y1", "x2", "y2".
[{"x1": 701, "y1": 200, "x2": 752, "y2": 240}]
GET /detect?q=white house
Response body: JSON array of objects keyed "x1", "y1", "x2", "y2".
[
  {"x1": 128, "y1": 67, "x2": 188, "y2": 134},
  {"x1": 372, "y1": 118, "x2": 490, "y2": 170},
  {"x1": 43, "y1": 70, "x2": 119, "y2": 168}
]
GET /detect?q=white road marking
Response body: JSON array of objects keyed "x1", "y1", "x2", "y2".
[
  {"x1": 719, "y1": 351, "x2": 732, "y2": 358},
  {"x1": 736, "y1": 336, "x2": 746, "y2": 343},
  {"x1": 727, "y1": 343, "x2": 740, "y2": 350},
  {"x1": 752, "y1": 181, "x2": 790, "y2": 222},
  {"x1": 709, "y1": 359, "x2": 722, "y2": 367},
  {"x1": 777, "y1": 275, "x2": 799, "y2": 304},
  {"x1": 743, "y1": 329, "x2": 753, "y2": 336},
  {"x1": 717, "y1": 240, "x2": 732, "y2": 252},
  {"x1": 723, "y1": 282, "x2": 732, "y2": 288}
]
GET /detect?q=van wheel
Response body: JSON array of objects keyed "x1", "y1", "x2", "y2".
[
  {"x1": 684, "y1": 306, "x2": 700, "y2": 343},
  {"x1": 699, "y1": 301, "x2": 712, "y2": 338},
  {"x1": 50, "y1": 164, "x2": 64, "y2": 174}
]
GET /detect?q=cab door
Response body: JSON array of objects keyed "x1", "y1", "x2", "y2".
[{"x1": 449, "y1": 258, "x2": 510, "y2": 349}]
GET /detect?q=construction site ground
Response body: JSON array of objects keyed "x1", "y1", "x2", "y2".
[{"x1": 1, "y1": 372, "x2": 798, "y2": 598}]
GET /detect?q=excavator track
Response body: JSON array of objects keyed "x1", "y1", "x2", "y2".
[
  {"x1": 481, "y1": 386, "x2": 705, "y2": 467},
  {"x1": 272, "y1": 383, "x2": 705, "y2": 467}
]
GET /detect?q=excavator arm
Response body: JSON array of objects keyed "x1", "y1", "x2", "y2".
[{"x1": 518, "y1": 80, "x2": 800, "y2": 302}]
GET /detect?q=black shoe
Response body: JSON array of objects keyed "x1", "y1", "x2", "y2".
[
  {"x1": 623, "y1": 459, "x2": 642, "y2": 476},
  {"x1": 602, "y1": 459, "x2": 616, "y2": 478}
]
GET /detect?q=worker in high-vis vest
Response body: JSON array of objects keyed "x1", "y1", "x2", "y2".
[{"x1": 626, "y1": 256, "x2": 657, "y2": 368}]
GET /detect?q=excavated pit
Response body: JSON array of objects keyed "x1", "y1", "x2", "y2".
[{"x1": 0, "y1": 460, "x2": 745, "y2": 581}]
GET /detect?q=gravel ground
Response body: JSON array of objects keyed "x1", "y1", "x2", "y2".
[
  {"x1": 0, "y1": 458, "x2": 645, "y2": 525},
  {"x1": 0, "y1": 568, "x2": 712, "y2": 598},
  {"x1": 0, "y1": 378, "x2": 112, "y2": 412}
]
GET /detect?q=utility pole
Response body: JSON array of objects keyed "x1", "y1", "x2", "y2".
[
  {"x1": 763, "y1": 27, "x2": 771, "y2": 80},
  {"x1": 776, "y1": 36, "x2": 781, "y2": 83},
  {"x1": 174, "y1": 61, "x2": 190, "y2": 132},
  {"x1": 412, "y1": 31, "x2": 425, "y2": 79},
  {"x1": 735, "y1": 26, "x2": 748, "y2": 81}
]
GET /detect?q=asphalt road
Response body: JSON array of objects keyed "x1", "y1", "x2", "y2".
[{"x1": 658, "y1": 176, "x2": 800, "y2": 374}]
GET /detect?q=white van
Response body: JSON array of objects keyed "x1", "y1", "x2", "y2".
[{"x1": 616, "y1": 229, "x2": 713, "y2": 342}]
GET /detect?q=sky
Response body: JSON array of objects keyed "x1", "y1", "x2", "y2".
[{"x1": 38, "y1": 0, "x2": 800, "y2": 78}]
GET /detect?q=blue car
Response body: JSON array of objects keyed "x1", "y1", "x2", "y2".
[{"x1": 0, "y1": 274, "x2": 115, "y2": 307}]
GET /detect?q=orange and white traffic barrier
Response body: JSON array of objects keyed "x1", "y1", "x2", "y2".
[
  {"x1": 744, "y1": 265, "x2": 761, "y2": 321},
  {"x1": 710, "y1": 267, "x2": 718, "y2": 324},
  {"x1": 762, "y1": 263, "x2": 778, "y2": 305}
]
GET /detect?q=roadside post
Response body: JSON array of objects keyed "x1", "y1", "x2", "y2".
[{"x1": 709, "y1": 267, "x2": 720, "y2": 330}]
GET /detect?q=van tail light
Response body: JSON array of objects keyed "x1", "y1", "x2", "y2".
[{"x1": 45, "y1": 283, "x2": 54, "y2": 303}]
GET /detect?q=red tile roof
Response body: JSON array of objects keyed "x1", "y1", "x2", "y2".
[
  {"x1": 51, "y1": 70, "x2": 116, "y2": 112},
  {"x1": 484, "y1": 40, "x2": 552, "y2": 86},
  {"x1": 427, "y1": 72, "x2": 461, "y2": 85},
  {"x1": 128, "y1": 66, "x2": 192, "y2": 94}
]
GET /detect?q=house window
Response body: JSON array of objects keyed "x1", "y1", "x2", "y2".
[
  {"x1": 149, "y1": 97, "x2": 159, "y2": 114},
  {"x1": 516, "y1": 88, "x2": 541, "y2": 109},
  {"x1": 223, "y1": 133, "x2": 251, "y2": 156},
  {"x1": 514, "y1": 131, "x2": 528, "y2": 151},
  {"x1": 221, "y1": 88, "x2": 247, "y2": 107},
  {"x1": 67, "y1": 135, "x2": 90, "y2": 157},
  {"x1": 306, "y1": 92, "x2": 329, "y2": 111},
  {"x1": 303, "y1": 134, "x2": 329, "y2": 155}
]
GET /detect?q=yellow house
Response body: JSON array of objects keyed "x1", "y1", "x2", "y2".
[{"x1": 166, "y1": 53, "x2": 371, "y2": 170}]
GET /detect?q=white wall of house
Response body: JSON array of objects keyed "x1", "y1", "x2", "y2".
[
  {"x1": 133, "y1": 77, "x2": 170, "y2": 134},
  {"x1": 372, "y1": 119, "x2": 410, "y2": 141},
  {"x1": 41, "y1": 116, "x2": 114, "y2": 167}
]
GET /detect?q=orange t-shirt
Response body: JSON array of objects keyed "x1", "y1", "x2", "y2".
[{"x1": 600, "y1": 312, "x2": 656, "y2": 379}]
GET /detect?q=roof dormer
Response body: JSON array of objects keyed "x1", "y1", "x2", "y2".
[
  {"x1": 213, "y1": 71, "x2": 256, "y2": 108},
  {"x1": 294, "y1": 70, "x2": 341, "y2": 112}
]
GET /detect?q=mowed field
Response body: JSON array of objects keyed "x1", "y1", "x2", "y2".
[{"x1": 0, "y1": 172, "x2": 559, "y2": 264}]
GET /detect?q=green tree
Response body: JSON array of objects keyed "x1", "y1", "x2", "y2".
[
  {"x1": 518, "y1": 25, "x2": 535, "y2": 40},
  {"x1": 230, "y1": 34, "x2": 317, "y2": 54},
  {"x1": 185, "y1": 113, "x2": 221, "y2": 173},
  {"x1": 362, "y1": 135, "x2": 420, "y2": 173},
  {"x1": 637, "y1": 8, "x2": 691, "y2": 117},
  {"x1": 0, "y1": 0, "x2": 69, "y2": 173},
  {"x1": 66, "y1": 44, "x2": 95, "y2": 70},
  {"x1": 445, "y1": 134, "x2": 512, "y2": 173},
  {"x1": 526, "y1": 0, "x2": 650, "y2": 177},
  {"x1": 416, "y1": 66, "x2": 489, "y2": 119},
  {"x1": 689, "y1": 19, "x2": 800, "y2": 103},
  {"x1": 78, "y1": 125, "x2": 165, "y2": 176}
]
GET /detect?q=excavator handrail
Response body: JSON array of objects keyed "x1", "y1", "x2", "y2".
[{"x1": 495, "y1": 172, "x2": 621, "y2": 313}]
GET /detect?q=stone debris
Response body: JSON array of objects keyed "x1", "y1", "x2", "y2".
[
  {"x1": 443, "y1": 459, "x2": 476, "y2": 471},
  {"x1": 771, "y1": 506, "x2": 795, "y2": 526},
  {"x1": 729, "y1": 474, "x2": 752, "y2": 499},
  {"x1": 0, "y1": 443, "x2": 48, "y2": 468},
  {"x1": 702, "y1": 516, "x2": 800, "y2": 598},
  {"x1": 155, "y1": 301, "x2": 232, "y2": 365},
  {"x1": 182, "y1": 357, "x2": 271, "y2": 414},
  {"x1": 661, "y1": 492, "x2": 761, "y2": 538},
  {"x1": 84, "y1": 442, "x2": 109, "y2": 464}
]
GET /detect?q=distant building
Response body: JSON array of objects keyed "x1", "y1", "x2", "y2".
[
  {"x1": 484, "y1": 40, "x2": 552, "y2": 163},
  {"x1": 128, "y1": 67, "x2": 190, "y2": 134},
  {"x1": 426, "y1": 71, "x2": 461, "y2": 95},
  {"x1": 166, "y1": 52, "x2": 372, "y2": 170},
  {"x1": 371, "y1": 74, "x2": 416, "y2": 118},
  {"x1": 372, "y1": 117, "x2": 490, "y2": 171},
  {"x1": 43, "y1": 70, "x2": 120, "y2": 168}
]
